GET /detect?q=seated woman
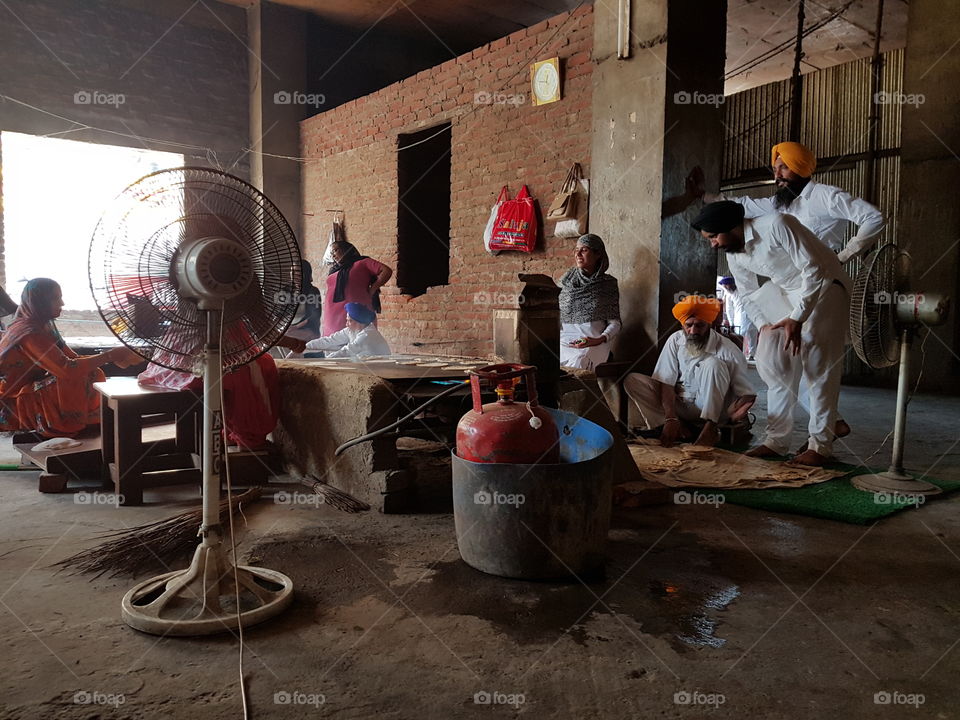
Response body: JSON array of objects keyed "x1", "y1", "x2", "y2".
[
  {"x1": 306, "y1": 303, "x2": 390, "y2": 360},
  {"x1": 138, "y1": 331, "x2": 306, "y2": 451},
  {"x1": 0, "y1": 278, "x2": 139, "y2": 438},
  {"x1": 558, "y1": 234, "x2": 621, "y2": 370},
  {"x1": 323, "y1": 240, "x2": 393, "y2": 335}
]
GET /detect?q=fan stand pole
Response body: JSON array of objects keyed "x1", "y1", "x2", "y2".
[
  {"x1": 120, "y1": 310, "x2": 294, "y2": 636},
  {"x1": 888, "y1": 327, "x2": 911, "y2": 477},
  {"x1": 851, "y1": 328, "x2": 942, "y2": 499}
]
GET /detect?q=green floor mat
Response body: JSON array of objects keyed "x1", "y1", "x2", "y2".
[{"x1": 698, "y1": 465, "x2": 960, "y2": 524}]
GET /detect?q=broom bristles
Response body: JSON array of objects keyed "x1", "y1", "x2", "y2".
[
  {"x1": 304, "y1": 475, "x2": 370, "y2": 513},
  {"x1": 54, "y1": 487, "x2": 262, "y2": 577}
]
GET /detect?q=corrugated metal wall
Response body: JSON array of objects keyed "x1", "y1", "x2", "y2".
[
  {"x1": 722, "y1": 49, "x2": 903, "y2": 180},
  {"x1": 718, "y1": 49, "x2": 904, "y2": 379}
]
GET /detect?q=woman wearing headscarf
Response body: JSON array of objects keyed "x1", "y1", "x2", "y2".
[
  {"x1": 287, "y1": 259, "x2": 323, "y2": 342},
  {"x1": 323, "y1": 240, "x2": 393, "y2": 336},
  {"x1": 0, "y1": 278, "x2": 139, "y2": 437},
  {"x1": 558, "y1": 234, "x2": 621, "y2": 370}
]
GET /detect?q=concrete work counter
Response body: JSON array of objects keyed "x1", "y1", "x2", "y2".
[
  {"x1": 274, "y1": 357, "x2": 639, "y2": 513},
  {"x1": 274, "y1": 357, "x2": 481, "y2": 512}
]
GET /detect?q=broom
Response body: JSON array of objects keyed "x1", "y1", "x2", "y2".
[
  {"x1": 54, "y1": 487, "x2": 262, "y2": 577},
  {"x1": 303, "y1": 475, "x2": 370, "y2": 513}
]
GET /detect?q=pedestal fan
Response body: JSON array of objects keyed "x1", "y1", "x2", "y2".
[
  {"x1": 848, "y1": 243, "x2": 950, "y2": 497},
  {"x1": 89, "y1": 167, "x2": 301, "y2": 635}
]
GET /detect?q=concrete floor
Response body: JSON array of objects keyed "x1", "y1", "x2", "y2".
[{"x1": 1, "y1": 373, "x2": 959, "y2": 720}]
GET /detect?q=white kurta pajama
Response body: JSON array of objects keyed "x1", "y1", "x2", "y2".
[
  {"x1": 721, "y1": 287, "x2": 758, "y2": 358},
  {"x1": 726, "y1": 213, "x2": 851, "y2": 456},
  {"x1": 720, "y1": 179, "x2": 885, "y2": 262},
  {"x1": 305, "y1": 325, "x2": 391, "y2": 360},
  {"x1": 624, "y1": 329, "x2": 754, "y2": 429}
]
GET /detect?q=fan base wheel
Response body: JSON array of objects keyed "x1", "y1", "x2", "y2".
[
  {"x1": 851, "y1": 472, "x2": 942, "y2": 498},
  {"x1": 121, "y1": 540, "x2": 293, "y2": 636}
]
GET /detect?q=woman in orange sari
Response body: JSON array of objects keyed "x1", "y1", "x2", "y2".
[{"x1": 0, "y1": 278, "x2": 137, "y2": 437}]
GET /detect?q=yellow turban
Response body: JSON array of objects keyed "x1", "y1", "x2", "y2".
[
  {"x1": 672, "y1": 295, "x2": 722, "y2": 325},
  {"x1": 771, "y1": 141, "x2": 816, "y2": 177}
]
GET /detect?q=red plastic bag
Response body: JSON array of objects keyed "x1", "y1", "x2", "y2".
[{"x1": 489, "y1": 185, "x2": 538, "y2": 252}]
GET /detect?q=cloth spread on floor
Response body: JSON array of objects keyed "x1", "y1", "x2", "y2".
[{"x1": 625, "y1": 438, "x2": 846, "y2": 490}]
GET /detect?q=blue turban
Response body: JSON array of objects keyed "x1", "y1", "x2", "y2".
[{"x1": 345, "y1": 302, "x2": 375, "y2": 325}]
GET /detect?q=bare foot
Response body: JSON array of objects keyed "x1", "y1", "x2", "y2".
[
  {"x1": 727, "y1": 396, "x2": 756, "y2": 423},
  {"x1": 797, "y1": 419, "x2": 851, "y2": 453},
  {"x1": 695, "y1": 421, "x2": 720, "y2": 447},
  {"x1": 835, "y1": 419, "x2": 851, "y2": 438},
  {"x1": 745, "y1": 444, "x2": 779, "y2": 458},
  {"x1": 791, "y1": 449, "x2": 829, "y2": 466}
]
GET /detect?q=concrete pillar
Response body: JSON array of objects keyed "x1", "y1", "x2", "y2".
[
  {"x1": 260, "y1": 2, "x2": 308, "y2": 244},
  {"x1": 590, "y1": 0, "x2": 726, "y2": 370},
  {"x1": 659, "y1": 0, "x2": 727, "y2": 339},
  {"x1": 897, "y1": 0, "x2": 960, "y2": 385},
  {"x1": 247, "y1": 2, "x2": 263, "y2": 192}
]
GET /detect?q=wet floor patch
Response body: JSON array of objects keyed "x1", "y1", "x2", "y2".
[
  {"x1": 247, "y1": 522, "x2": 742, "y2": 651},
  {"x1": 646, "y1": 579, "x2": 740, "y2": 648}
]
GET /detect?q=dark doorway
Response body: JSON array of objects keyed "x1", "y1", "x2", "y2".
[{"x1": 396, "y1": 124, "x2": 451, "y2": 297}]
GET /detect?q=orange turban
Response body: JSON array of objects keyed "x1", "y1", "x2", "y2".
[
  {"x1": 672, "y1": 295, "x2": 722, "y2": 325},
  {"x1": 771, "y1": 141, "x2": 816, "y2": 177}
]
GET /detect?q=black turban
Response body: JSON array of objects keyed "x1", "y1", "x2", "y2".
[{"x1": 691, "y1": 201, "x2": 745, "y2": 234}]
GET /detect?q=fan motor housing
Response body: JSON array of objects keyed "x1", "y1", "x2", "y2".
[
  {"x1": 895, "y1": 292, "x2": 950, "y2": 327},
  {"x1": 174, "y1": 236, "x2": 254, "y2": 308}
]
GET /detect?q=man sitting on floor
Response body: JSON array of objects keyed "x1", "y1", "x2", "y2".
[
  {"x1": 305, "y1": 302, "x2": 390, "y2": 360},
  {"x1": 622, "y1": 295, "x2": 756, "y2": 448}
]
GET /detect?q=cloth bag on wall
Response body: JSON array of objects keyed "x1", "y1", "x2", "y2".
[
  {"x1": 322, "y1": 211, "x2": 346, "y2": 265},
  {"x1": 482, "y1": 187, "x2": 508, "y2": 255},
  {"x1": 489, "y1": 185, "x2": 538, "y2": 253},
  {"x1": 546, "y1": 163, "x2": 582, "y2": 222},
  {"x1": 553, "y1": 177, "x2": 589, "y2": 238}
]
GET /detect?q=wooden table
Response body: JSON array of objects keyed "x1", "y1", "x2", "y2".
[{"x1": 94, "y1": 377, "x2": 202, "y2": 505}]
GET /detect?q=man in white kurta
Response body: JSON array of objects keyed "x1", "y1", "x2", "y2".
[
  {"x1": 705, "y1": 142, "x2": 885, "y2": 264},
  {"x1": 719, "y1": 276, "x2": 757, "y2": 359},
  {"x1": 305, "y1": 302, "x2": 391, "y2": 360},
  {"x1": 692, "y1": 201, "x2": 851, "y2": 465},
  {"x1": 624, "y1": 296, "x2": 755, "y2": 447}
]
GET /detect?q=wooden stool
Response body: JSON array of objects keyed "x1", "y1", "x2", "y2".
[
  {"x1": 94, "y1": 377, "x2": 202, "y2": 506},
  {"x1": 13, "y1": 431, "x2": 104, "y2": 493}
]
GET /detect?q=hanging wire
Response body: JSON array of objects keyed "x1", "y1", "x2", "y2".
[
  {"x1": 1, "y1": 1, "x2": 587, "y2": 165},
  {"x1": 725, "y1": 0, "x2": 857, "y2": 81}
]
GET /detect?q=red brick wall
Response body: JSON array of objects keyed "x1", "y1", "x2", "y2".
[{"x1": 300, "y1": 5, "x2": 593, "y2": 357}]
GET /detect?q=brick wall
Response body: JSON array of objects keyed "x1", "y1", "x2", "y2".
[{"x1": 301, "y1": 5, "x2": 594, "y2": 358}]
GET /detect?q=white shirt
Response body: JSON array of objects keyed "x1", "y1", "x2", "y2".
[
  {"x1": 559, "y1": 319, "x2": 621, "y2": 370},
  {"x1": 653, "y1": 329, "x2": 754, "y2": 402},
  {"x1": 305, "y1": 325, "x2": 391, "y2": 360},
  {"x1": 722, "y1": 180, "x2": 884, "y2": 261},
  {"x1": 720, "y1": 289, "x2": 743, "y2": 328},
  {"x1": 725, "y1": 214, "x2": 851, "y2": 327}
]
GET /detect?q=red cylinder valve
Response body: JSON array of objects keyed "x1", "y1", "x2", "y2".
[{"x1": 456, "y1": 364, "x2": 560, "y2": 464}]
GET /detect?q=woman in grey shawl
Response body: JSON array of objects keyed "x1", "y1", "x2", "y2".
[{"x1": 558, "y1": 234, "x2": 621, "y2": 370}]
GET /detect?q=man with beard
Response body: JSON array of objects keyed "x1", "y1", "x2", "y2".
[
  {"x1": 682, "y1": 142, "x2": 885, "y2": 264},
  {"x1": 621, "y1": 295, "x2": 755, "y2": 448},
  {"x1": 691, "y1": 201, "x2": 850, "y2": 466}
]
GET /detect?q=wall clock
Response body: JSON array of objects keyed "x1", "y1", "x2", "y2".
[{"x1": 530, "y1": 57, "x2": 561, "y2": 106}]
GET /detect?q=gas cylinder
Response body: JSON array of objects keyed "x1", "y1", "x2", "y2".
[{"x1": 456, "y1": 364, "x2": 560, "y2": 464}]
